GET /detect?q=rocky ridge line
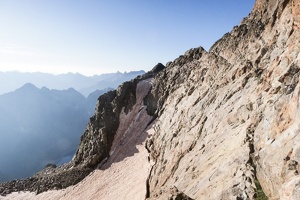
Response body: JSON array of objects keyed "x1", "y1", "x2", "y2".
[{"x1": 144, "y1": 0, "x2": 300, "y2": 199}]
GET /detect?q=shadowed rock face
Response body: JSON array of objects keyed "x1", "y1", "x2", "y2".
[
  {"x1": 2, "y1": 0, "x2": 300, "y2": 199},
  {"x1": 73, "y1": 63, "x2": 166, "y2": 168}
]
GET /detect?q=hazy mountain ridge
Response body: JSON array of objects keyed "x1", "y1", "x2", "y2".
[
  {"x1": 0, "y1": 70, "x2": 145, "y2": 97},
  {"x1": 0, "y1": 83, "x2": 90, "y2": 182},
  {"x1": 0, "y1": 84, "x2": 118, "y2": 182}
]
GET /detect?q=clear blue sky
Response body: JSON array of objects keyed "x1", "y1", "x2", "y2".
[{"x1": 0, "y1": 0, "x2": 255, "y2": 76}]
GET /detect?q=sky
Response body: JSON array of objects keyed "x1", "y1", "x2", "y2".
[{"x1": 0, "y1": 0, "x2": 255, "y2": 76}]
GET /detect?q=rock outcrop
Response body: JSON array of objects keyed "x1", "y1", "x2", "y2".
[
  {"x1": 73, "y1": 63, "x2": 165, "y2": 168},
  {"x1": 144, "y1": 0, "x2": 300, "y2": 199},
  {"x1": 1, "y1": 0, "x2": 300, "y2": 199}
]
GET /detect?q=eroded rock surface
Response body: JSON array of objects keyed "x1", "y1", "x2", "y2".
[{"x1": 145, "y1": 0, "x2": 300, "y2": 199}]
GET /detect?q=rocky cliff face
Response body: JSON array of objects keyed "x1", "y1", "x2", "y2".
[
  {"x1": 73, "y1": 63, "x2": 165, "y2": 168},
  {"x1": 144, "y1": 0, "x2": 300, "y2": 199},
  {"x1": 1, "y1": 0, "x2": 300, "y2": 199}
]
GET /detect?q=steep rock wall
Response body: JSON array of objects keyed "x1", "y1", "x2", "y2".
[
  {"x1": 145, "y1": 0, "x2": 300, "y2": 199},
  {"x1": 73, "y1": 64, "x2": 165, "y2": 168}
]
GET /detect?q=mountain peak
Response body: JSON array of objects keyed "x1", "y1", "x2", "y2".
[{"x1": 18, "y1": 83, "x2": 38, "y2": 91}]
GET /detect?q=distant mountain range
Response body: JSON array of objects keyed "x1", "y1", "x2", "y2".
[
  {"x1": 0, "y1": 70, "x2": 145, "y2": 97},
  {"x1": 0, "y1": 83, "x2": 89, "y2": 181},
  {"x1": 0, "y1": 70, "x2": 145, "y2": 182}
]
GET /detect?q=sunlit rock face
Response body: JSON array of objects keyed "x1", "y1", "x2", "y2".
[
  {"x1": 2, "y1": 0, "x2": 300, "y2": 199},
  {"x1": 145, "y1": 0, "x2": 300, "y2": 199}
]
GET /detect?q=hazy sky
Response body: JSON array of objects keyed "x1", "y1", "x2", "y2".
[{"x1": 0, "y1": 1, "x2": 255, "y2": 76}]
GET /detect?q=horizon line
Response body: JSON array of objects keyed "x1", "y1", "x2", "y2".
[{"x1": 0, "y1": 69, "x2": 146, "y2": 77}]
